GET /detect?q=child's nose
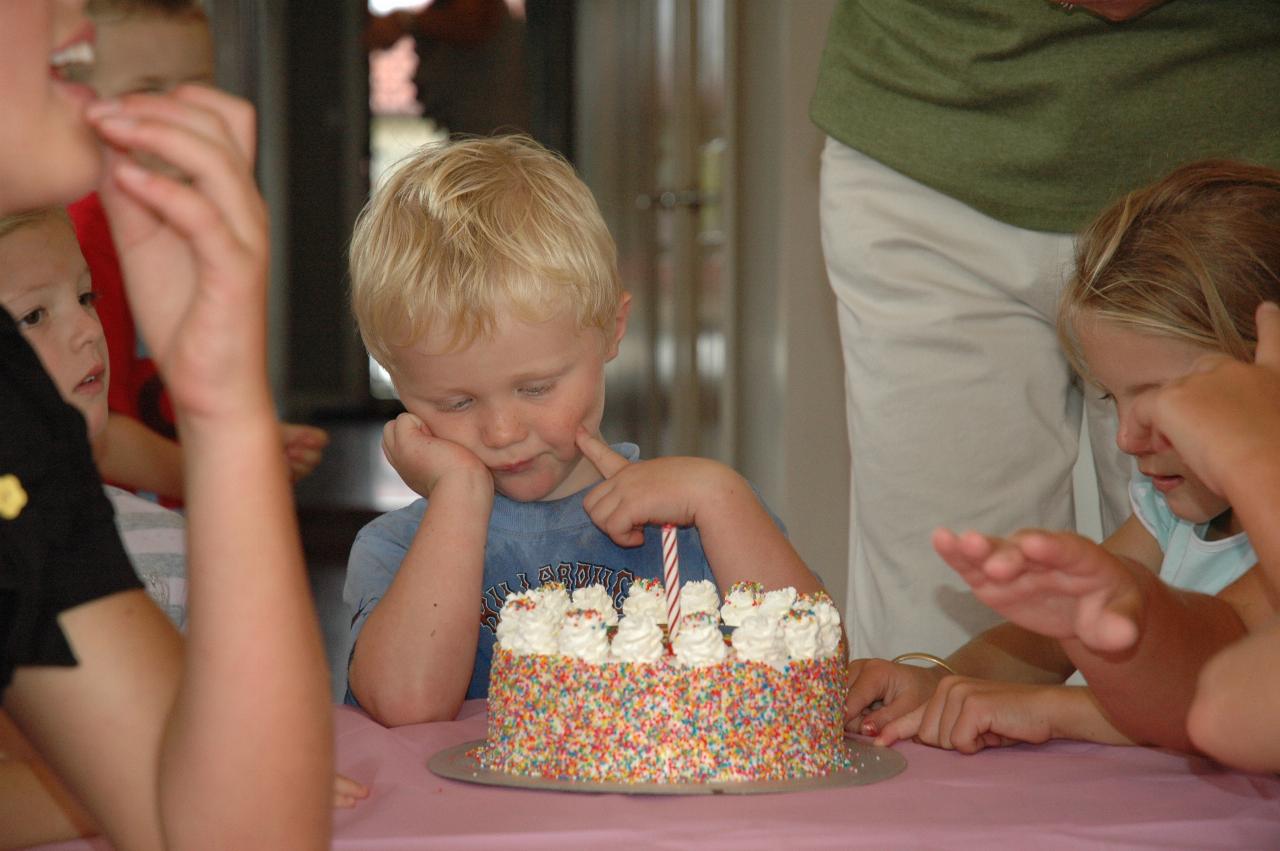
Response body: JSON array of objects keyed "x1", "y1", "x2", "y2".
[
  {"x1": 72, "y1": 307, "x2": 104, "y2": 350},
  {"x1": 480, "y1": 404, "x2": 525, "y2": 448},
  {"x1": 1114, "y1": 406, "x2": 1152, "y2": 456}
]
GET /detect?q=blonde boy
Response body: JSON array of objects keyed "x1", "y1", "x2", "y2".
[{"x1": 344, "y1": 135, "x2": 824, "y2": 726}]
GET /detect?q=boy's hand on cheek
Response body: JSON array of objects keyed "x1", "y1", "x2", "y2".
[
  {"x1": 382, "y1": 413, "x2": 491, "y2": 498},
  {"x1": 577, "y1": 428, "x2": 736, "y2": 547}
]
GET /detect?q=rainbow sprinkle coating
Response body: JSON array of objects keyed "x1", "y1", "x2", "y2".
[{"x1": 475, "y1": 648, "x2": 852, "y2": 783}]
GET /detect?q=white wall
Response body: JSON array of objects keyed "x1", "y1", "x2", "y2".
[{"x1": 734, "y1": 0, "x2": 849, "y2": 610}]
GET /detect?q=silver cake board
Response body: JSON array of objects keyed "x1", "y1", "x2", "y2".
[{"x1": 428, "y1": 737, "x2": 907, "y2": 796}]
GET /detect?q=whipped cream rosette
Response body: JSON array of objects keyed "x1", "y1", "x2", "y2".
[
  {"x1": 533, "y1": 581, "x2": 572, "y2": 622},
  {"x1": 622, "y1": 577, "x2": 667, "y2": 624},
  {"x1": 671, "y1": 610, "x2": 727, "y2": 667},
  {"x1": 495, "y1": 589, "x2": 560, "y2": 656},
  {"x1": 609, "y1": 611, "x2": 665, "y2": 664},
  {"x1": 782, "y1": 609, "x2": 822, "y2": 661},
  {"x1": 802, "y1": 596, "x2": 843, "y2": 659},
  {"x1": 571, "y1": 583, "x2": 619, "y2": 627},
  {"x1": 730, "y1": 607, "x2": 788, "y2": 670},
  {"x1": 558, "y1": 608, "x2": 611, "y2": 663},
  {"x1": 493, "y1": 591, "x2": 534, "y2": 650},
  {"x1": 759, "y1": 586, "x2": 799, "y2": 620},
  {"x1": 680, "y1": 579, "x2": 721, "y2": 616},
  {"x1": 720, "y1": 580, "x2": 763, "y2": 627}
]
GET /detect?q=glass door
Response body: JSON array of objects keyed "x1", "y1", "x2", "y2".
[{"x1": 577, "y1": 0, "x2": 736, "y2": 461}]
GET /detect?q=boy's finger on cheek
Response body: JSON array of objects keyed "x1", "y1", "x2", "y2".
[{"x1": 575, "y1": 427, "x2": 629, "y2": 477}]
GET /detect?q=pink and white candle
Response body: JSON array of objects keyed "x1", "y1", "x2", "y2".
[{"x1": 661, "y1": 523, "x2": 682, "y2": 639}]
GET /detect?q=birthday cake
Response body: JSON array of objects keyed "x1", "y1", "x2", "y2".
[{"x1": 473, "y1": 579, "x2": 851, "y2": 784}]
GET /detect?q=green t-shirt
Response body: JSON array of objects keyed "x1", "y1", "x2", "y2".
[{"x1": 810, "y1": 0, "x2": 1280, "y2": 233}]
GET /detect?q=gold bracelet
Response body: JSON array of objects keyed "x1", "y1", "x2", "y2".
[{"x1": 891, "y1": 652, "x2": 957, "y2": 676}]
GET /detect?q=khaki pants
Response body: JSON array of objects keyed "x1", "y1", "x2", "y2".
[{"x1": 819, "y1": 138, "x2": 1131, "y2": 660}]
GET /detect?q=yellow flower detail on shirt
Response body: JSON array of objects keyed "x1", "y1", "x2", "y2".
[{"x1": 0, "y1": 474, "x2": 28, "y2": 520}]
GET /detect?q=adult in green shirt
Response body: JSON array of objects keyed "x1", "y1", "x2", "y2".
[{"x1": 810, "y1": 0, "x2": 1280, "y2": 662}]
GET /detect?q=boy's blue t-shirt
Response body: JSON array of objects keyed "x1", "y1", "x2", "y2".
[{"x1": 343, "y1": 443, "x2": 776, "y2": 703}]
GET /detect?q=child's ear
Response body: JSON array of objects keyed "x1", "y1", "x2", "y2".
[{"x1": 605, "y1": 292, "x2": 632, "y2": 361}]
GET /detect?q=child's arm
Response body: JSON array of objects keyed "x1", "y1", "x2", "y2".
[
  {"x1": 849, "y1": 517, "x2": 1158, "y2": 736},
  {"x1": 0, "y1": 710, "x2": 96, "y2": 848},
  {"x1": 847, "y1": 621, "x2": 1074, "y2": 737},
  {"x1": 347, "y1": 412, "x2": 494, "y2": 726},
  {"x1": 103, "y1": 84, "x2": 332, "y2": 848},
  {"x1": 575, "y1": 430, "x2": 822, "y2": 596},
  {"x1": 96, "y1": 414, "x2": 328, "y2": 499},
  {"x1": 876, "y1": 680, "x2": 1133, "y2": 752},
  {"x1": 5, "y1": 86, "x2": 332, "y2": 850},
  {"x1": 1066, "y1": 564, "x2": 1276, "y2": 753},
  {"x1": 935, "y1": 521, "x2": 1275, "y2": 751},
  {"x1": 2, "y1": 702, "x2": 364, "y2": 849},
  {"x1": 95, "y1": 412, "x2": 184, "y2": 498},
  {"x1": 1188, "y1": 615, "x2": 1280, "y2": 772}
]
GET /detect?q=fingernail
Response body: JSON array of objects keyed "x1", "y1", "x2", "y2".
[
  {"x1": 97, "y1": 114, "x2": 138, "y2": 133},
  {"x1": 86, "y1": 98, "x2": 123, "y2": 118},
  {"x1": 114, "y1": 158, "x2": 150, "y2": 185}
]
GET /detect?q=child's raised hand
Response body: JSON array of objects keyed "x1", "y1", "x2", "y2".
[
  {"x1": 87, "y1": 85, "x2": 268, "y2": 422},
  {"x1": 932, "y1": 527, "x2": 1143, "y2": 652},
  {"x1": 576, "y1": 428, "x2": 735, "y2": 547},
  {"x1": 845, "y1": 657, "x2": 947, "y2": 738},
  {"x1": 381, "y1": 412, "x2": 491, "y2": 498}
]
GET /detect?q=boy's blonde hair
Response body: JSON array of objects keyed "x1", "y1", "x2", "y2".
[
  {"x1": 1058, "y1": 159, "x2": 1280, "y2": 380},
  {"x1": 349, "y1": 135, "x2": 622, "y2": 370}
]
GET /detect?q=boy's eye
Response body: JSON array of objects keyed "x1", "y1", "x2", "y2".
[
  {"x1": 521, "y1": 383, "x2": 554, "y2": 397},
  {"x1": 1098, "y1": 392, "x2": 1115, "y2": 403},
  {"x1": 439, "y1": 398, "x2": 473, "y2": 412},
  {"x1": 17, "y1": 307, "x2": 46, "y2": 329},
  {"x1": 79, "y1": 291, "x2": 100, "y2": 309}
]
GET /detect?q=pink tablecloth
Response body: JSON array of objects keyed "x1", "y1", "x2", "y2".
[
  {"x1": 30, "y1": 700, "x2": 1280, "y2": 850},
  {"x1": 332, "y1": 700, "x2": 1280, "y2": 850}
]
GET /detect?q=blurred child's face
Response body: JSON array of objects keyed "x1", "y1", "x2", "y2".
[
  {"x1": 0, "y1": 216, "x2": 109, "y2": 439},
  {"x1": 1076, "y1": 313, "x2": 1236, "y2": 529},
  {"x1": 0, "y1": 0, "x2": 101, "y2": 214},
  {"x1": 89, "y1": 11, "x2": 214, "y2": 99},
  {"x1": 391, "y1": 301, "x2": 629, "y2": 503}
]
